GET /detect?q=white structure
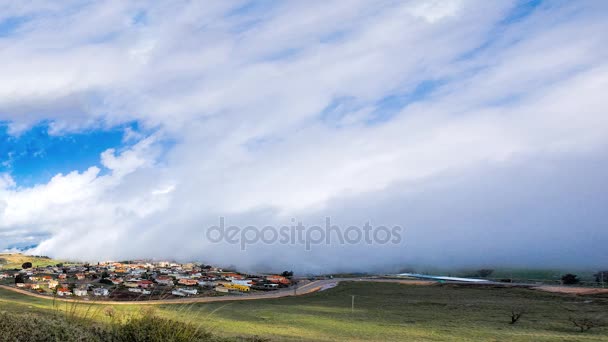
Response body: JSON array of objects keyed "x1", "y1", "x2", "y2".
[
  {"x1": 93, "y1": 288, "x2": 110, "y2": 296},
  {"x1": 171, "y1": 290, "x2": 187, "y2": 297},
  {"x1": 172, "y1": 288, "x2": 197, "y2": 296},
  {"x1": 74, "y1": 289, "x2": 88, "y2": 297},
  {"x1": 232, "y1": 280, "x2": 252, "y2": 287},
  {"x1": 198, "y1": 280, "x2": 217, "y2": 287}
]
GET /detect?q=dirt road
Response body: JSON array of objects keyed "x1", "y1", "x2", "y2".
[{"x1": 2, "y1": 278, "x2": 605, "y2": 306}]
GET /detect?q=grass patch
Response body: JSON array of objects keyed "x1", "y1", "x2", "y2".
[{"x1": 1, "y1": 282, "x2": 607, "y2": 341}]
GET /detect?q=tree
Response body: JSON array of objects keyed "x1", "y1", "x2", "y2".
[
  {"x1": 509, "y1": 308, "x2": 527, "y2": 324},
  {"x1": 561, "y1": 274, "x2": 580, "y2": 285},
  {"x1": 281, "y1": 271, "x2": 294, "y2": 278},
  {"x1": 21, "y1": 262, "x2": 33, "y2": 269},
  {"x1": 15, "y1": 273, "x2": 25, "y2": 284},
  {"x1": 569, "y1": 316, "x2": 604, "y2": 332},
  {"x1": 100, "y1": 278, "x2": 114, "y2": 285}
]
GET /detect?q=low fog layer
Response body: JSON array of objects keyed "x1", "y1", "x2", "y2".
[{"x1": 0, "y1": 1, "x2": 607, "y2": 273}]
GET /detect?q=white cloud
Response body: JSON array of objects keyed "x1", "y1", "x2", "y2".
[{"x1": 0, "y1": 0, "x2": 607, "y2": 272}]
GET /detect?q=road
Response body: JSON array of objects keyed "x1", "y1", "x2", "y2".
[{"x1": 2, "y1": 277, "x2": 606, "y2": 305}]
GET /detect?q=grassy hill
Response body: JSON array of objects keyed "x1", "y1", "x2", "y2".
[
  {"x1": 1, "y1": 282, "x2": 607, "y2": 341},
  {"x1": 0, "y1": 253, "x2": 61, "y2": 270}
]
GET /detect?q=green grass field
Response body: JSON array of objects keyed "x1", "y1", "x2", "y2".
[
  {"x1": 0, "y1": 253, "x2": 62, "y2": 270},
  {"x1": 1, "y1": 282, "x2": 607, "y2": 341}
]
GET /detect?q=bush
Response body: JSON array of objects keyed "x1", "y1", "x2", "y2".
[
  {"x1": 0, "y1": 312, "x2": 102, "y2": 342},
  {"x1": 561, "y1": 274, "x2": 580, "y2": 285},
  {"x1": 0, "y1": 310, "x2": 266, "y2": 342},
  {"x1": 110, "y1": 313, "x2": 213, "y2": 342}
]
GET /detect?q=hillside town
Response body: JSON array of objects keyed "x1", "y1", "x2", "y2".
[{"x1": 0, "y1": 258, "x2": 294, "y2": 300}]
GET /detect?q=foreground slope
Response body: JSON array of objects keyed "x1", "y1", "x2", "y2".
[{"x1": 1, "y1": 282, "x2": 607, "y2": 341}]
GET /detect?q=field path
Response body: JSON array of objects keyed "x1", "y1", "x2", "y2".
[{"x1": 3, "y1": 278, "x2": 604, "y2": 305}]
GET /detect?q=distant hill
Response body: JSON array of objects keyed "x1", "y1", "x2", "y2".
[{"x1": 0, "y1": 253, "x2": 61, "y2": 270}]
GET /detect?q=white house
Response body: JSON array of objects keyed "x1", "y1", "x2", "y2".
[
  {"x1": 172, "y1": 288, "x2": 197, "y2": 296},
  {"x1": 93, "y1": 288, "x2": 110, "y2": 296},
  {"x1": 74, "y1": 289, "x2": 88, "y2": 297},
  {"x1": 171, "y1": 290, "x2": 187, "y2": 297}
]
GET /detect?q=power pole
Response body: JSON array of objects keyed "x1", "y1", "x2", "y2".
[{"x1": 351, "y1": 295, "x2": 355, "y2": 313}]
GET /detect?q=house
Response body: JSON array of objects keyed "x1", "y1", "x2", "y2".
[
  {"x1": 48, "y1": 280, "x2": 59, "y2": 289},
  {"x1": 124, "y1": 281, "x2": 139, "y2": 288},
  {"x1": 74, "y1": 289, "x2": 88, "y2": 297},
  {"x1": 177, "y1": 278, "x2": 198, "y2": 286},
  {"x1": 110, "y1": 278, "x2": 124, "y2": 285},
  {"x1": 171, "y1": 288, "x2": 197, "y2": 296},
  {"x1": 58, "y1": 274, "x2": 67, "y2": 280},
  {"x1": 223, "y1": 273, "x2": 244, "y2": 280},
  {"x1": 137, "y1": 280, "x2": 154, "y2": 289},
  {"x1": 177, "y1": 288, "x2": 197, "y2": 295},
  {"x1": 16, "y1": 283, "x2": 25, "y2": 288},
  {"x1": 93, "y1": 288, "x2": 110, "y2": 296},
  {"x1": 198, "y1": 280, "x2": 217, "y2": 287},
  {"x1": 220, "y1": 283, "x2": 250, "y2": 292},
  {"x1": 155, "y1": 276, "x2": 174, "y2": 285},
  {"x1": 232, "y1": 279, "x2": 253, "y2": 287},
  {"x1": 266, "y1": 275, "x2": 291, "y2": 285},
  {"x1": 57, "y1": 287, "x2": 72, "y2": 296},
  {"x1": 214, "y1": 286, "x2": 229, "y2": 293},
  {"x1": 171, "y1": 290, "x2": 187, "y2": 297},
  {"x1": 75, "y1": 273, "x2": 86, "y2": 281}
]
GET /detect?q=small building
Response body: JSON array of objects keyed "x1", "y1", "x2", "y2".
[
  {"x1": 57, "y1": 288, "x2": 72, "y2": 296},
  {"x1": 124, "y1": 281, "x2": 139, "y2": 288},
  {"x1": 214, "y1": 286, "x2": 229, "y2": 293},
  {"x1": 93, "y1": 288, "x2": 110, "y2": 296},
  {"x1": 110, "y1": 278, "x2": 124, "y2": 285},
  {"x1": 138, "y1": 280, "x2": 154, "y2": 289},
  {"x1": 74, "y1": 289, "x2": 88, "y2": 297},
  {"x1": 155, "y1": 276, "x2": 174, "y2": 285},
  {"x1": 172, "y1": 288, "x2": 197, "y2": 296},
  {"x1": 177, "y1": 278, "x2": 198, "y2": 286}
]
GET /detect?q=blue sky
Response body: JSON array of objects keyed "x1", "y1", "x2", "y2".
[
  {"x1": 0, "y1": 124, "x2": 127, "y2": 186},
  {"x1": 0, "y1": 0, "x2": 607, "y2": 271}
]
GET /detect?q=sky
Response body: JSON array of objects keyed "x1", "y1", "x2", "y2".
[{"x1": 0, "y1": 0, "x2": 607, "y2": 273}]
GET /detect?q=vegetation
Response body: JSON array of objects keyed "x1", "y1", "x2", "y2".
[
  {"x1": 1, "y1": 282, "x2": 607, "y2": 341},
  {"x1": 0, "y1": 253, "x2": 62, "y2": 270},
  {"x1": 562, "y1": 273, "x2": 581, "y2": 285},
  {"x1": 0, "y1": 308, "x2": 266, "y2": 342}
]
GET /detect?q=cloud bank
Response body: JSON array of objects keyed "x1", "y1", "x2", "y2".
[{"x1": 0, "y1": 0, "x2": 607, "y2": 273}]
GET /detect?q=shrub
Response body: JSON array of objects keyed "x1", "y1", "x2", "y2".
[{"x1": 561, "y1": 274, "x2": 580, "y2": 285}]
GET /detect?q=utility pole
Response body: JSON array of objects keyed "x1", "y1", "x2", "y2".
[{"x1": 351, "y1": 295, "x2": 355, "y2": 314}]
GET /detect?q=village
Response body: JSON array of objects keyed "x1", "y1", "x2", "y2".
[{"x1": 0, "y1": 258, "x2": 294, "y2": 300}]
